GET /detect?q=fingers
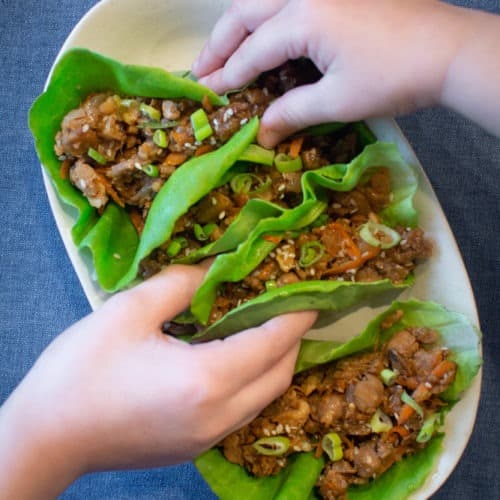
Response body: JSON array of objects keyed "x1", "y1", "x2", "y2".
[
  {"x1": 199, "y1": 310, "x2": 317, "y2": 392},
  {"x1": 257, "y1": 75, "x2": 344, "y2": 148},
  {"x1": 198, "y1": 4, "x2": 306, "y2": 94},
  {"x1": 102, "y1": 265, "x2": 207, "y2": 329},
  {"x1": 192, "y1": 0, "x2": 288, "y2": 78}
]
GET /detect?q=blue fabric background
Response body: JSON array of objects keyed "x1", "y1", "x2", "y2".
[{"x1": 0, "y1": 0, "x2": 498, "y2": 498}]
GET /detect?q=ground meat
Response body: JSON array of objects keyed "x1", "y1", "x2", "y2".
[
  {"x1": 69, "y1": 160, "x2": 108, "y2": 209},
  {"x1": 220, "y1": 324, "x2": 457, "y2": 499}
]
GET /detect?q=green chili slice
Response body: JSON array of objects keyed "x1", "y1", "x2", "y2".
[
  {"x1": 87, "y1": 147, "x2": 107, "y2": 165},
  {"x1": 274, "y1": 153, "x2": 303, "y2": 173},
  {"x1": 416, "y1": 413, "x2": 441, "y2": 443},
  {"x1": 401, "y1": 391, "x2": 424, "y2": 418},
  {"x1": 321, "y1": 433, "x2": 343, "y2": 461},
  {"x1": 230, "y1": 173, "x2": 271, "y2": 196},
  {"x1": 191, "y1": 108, "x2": 213, "y2": 142},
  {"x1": 140, "y1": 102, "x2": 161, "y2": 121},
  {"x1": 238, "y1": 144, "x2": 275, "y2": 166},
  {"x1": 370, "y1": 409, "x2": 393, "y2": 433},
  {"x1": 299, "y1": 241, "x2": 324, "y2": 267},
  {"x1": 359, "y1": 221, "x2": 401, "y2": 249},
  {"x1": 380, "y1": 368, "x2": 398, "y2": 386},
  {"x1": 153, "y1": 129, "x2": 168, "y2": 148},
  {"x1": 252, "y1": 436, "x2": 290, "y2": 456}
]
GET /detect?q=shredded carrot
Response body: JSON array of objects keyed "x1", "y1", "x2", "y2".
[
  {"x1": 195, "y1": 144, "x2": 214, "y2": 157},
  {"x1": 289, "y1": 136, "x2": 304, "y2": 159},
  {"x1": 202, "y1": 94, "x2": 213, "y2": 113},
  {"x1": 94, "y1": 171, "x2": 125, "y2": 208},
  {"x1": 165, "y1": 152, "x2": 188, "y2": 166},
  {"x1": 389, "y1": 425, "x2": 410, "y2": 438},
  {"x1": 59, "y1": 159, "x2": 71, "y2": 180},
  {"x1": 397, "y1": 405, "x2": 416, "y2": 425},
  {"x1": 262, "y1": 234, "x2": 282, "y2": 244},
  {"x1": 128, "y1": 209, "x2": 144, "y2": 235}
]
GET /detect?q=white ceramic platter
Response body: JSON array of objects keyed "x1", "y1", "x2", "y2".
[{"x1": 41, "y1": 0, "x2": 481, "y2": 498}]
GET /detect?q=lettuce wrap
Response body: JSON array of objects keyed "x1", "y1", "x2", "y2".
[
  {"x1": 195, "y1": 300, "x2": 482, "y2": 499},
  {"x1": 30, "y1": 49, "x2": 427, "y2": 338}
]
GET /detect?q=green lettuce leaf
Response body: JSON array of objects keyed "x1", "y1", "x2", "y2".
[
  {"x1": 29, "y1": 48, "x2": 228, "y2": 291},
  {"x1": 192, "y1": 142, "x2": 419, "y2": 339},
  {"x1": 196, "y1": 300, "x2": 481, "y2": 499}
]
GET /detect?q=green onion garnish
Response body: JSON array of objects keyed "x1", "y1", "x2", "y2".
[
  {"x1": 87, "y1": 147, "x2": 107, "y2": 165},
  {"x1": 322, "y1": 433, "x2": 343, "y2": 461},
  {"x1": 140, "y1": 103, "x2": 161, "y2": 121},
  {"x1": 265, "y1": 280, "x2": 277, "y2": 291},
  {"x1": 416, "y1": 413, "x2": 441, "y2": 443},
  {"x1": 274, "y1": 153, "x2": 303, "y2": 173},
  {"x1": 252, "y1": 436, "x2": 290, "y2": 456},
  {"x1": 194, "y1": 223, "x2": 216, "y2": 241},
  {"x1": 238, "y1": 144, "x2": 275, "y2": 166},
  {"x1": 370, "y1": 409, "x2": 393, "y2": 433},
  {"x1": 141, "y1": 164, "x2": 159, "y2": 177},
  {"x1": 299, "y1": 241, "x2": 324, "y2": 268},
  {"x1": 137, "y1": 120, "x2": 178, "y2": 130},
  {"x1": 230, "y1": 173, "x2": 272, "y2": 196},
  {"x1": 166, "y1": 237, "x2": 188, "y2": 258},
  {"x1": 359, "y1": 221, "x2": 401, "y2": 249},
  {"x1": 380, "y1": 368, "x2": 398, "y2": 386},
  {"x1": 153, "y1": 129, "x2": 168, "y2": 148},
  {"x1": 190, "y1": 108, "x2": 213, "y2": 142},
  {"x1": 401, "y1": 391, "x2": 424, "y2": 418}
]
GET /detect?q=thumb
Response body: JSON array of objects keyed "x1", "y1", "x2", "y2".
[{"x1": 258, "y1": 74, "x2": 351, "y2": 148}]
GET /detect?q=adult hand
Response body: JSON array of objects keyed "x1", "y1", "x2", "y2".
[
  {"x1": 0, "y1": 264, "x2": 316, "y2": 499},
  {"x1": 193, "y1": 0, "x2": 500, "y2": 144}
]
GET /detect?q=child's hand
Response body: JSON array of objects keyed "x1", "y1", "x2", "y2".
[
  {"x1": 193, "y1": 0, "x2": 500, "y2": 143},
  {"x1": 0, "y1": 264, "x2": 316, "y2": 498}
]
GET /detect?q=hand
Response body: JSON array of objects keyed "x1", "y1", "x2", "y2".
[
  {"x1": 193, "y1": 0, "x2": 500, "y2": 143},
  {"x1": 0, "y1": 264, "x2": 316, "y2": 498}
]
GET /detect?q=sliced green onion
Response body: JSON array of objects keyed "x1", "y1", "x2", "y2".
[
  {"x1": 230, "y1": 173, "x2": 271, "y2": 196},
  {"x1": 299, "y1": 241, "x2": 325, "y2": 268},
  {"x1": 190, "y1": 108, "x2": 213, "y2": 142},
  {"x1": 416, "y1": 414, "x2": 441, "y2": 443},
  {"x1": 380, "y1": 368, "x2": 399, "y2": 386},
  {"x1": 141, "y1": 164, "x2": 159, "y2": 177},
  {"x1": 370, "y1": 409, "x2": 393, "y2": 433},
  {"x1": 252, "y1": 436, "x2": 290, "y2": 456},
  {"x1": 140, "y1": 103, "x2": 161, "y2": 121},
  {"x1": 87, "y1": 147, "x2": 107, "y2": 165},
  {"x1": 359, "y1": 221, "x2": 401, "y2": 249},
  {"x1": 265, "y1": 280, "x2": 277, "y2": 291},
  {"x1": 194, "y1": 223, "x2": 216, "y2": 241},
  {"x1": 238, "y1": 144, "x2": 275, "y2": 166},
  {"x1": 138, "y1": 120, "x2": 179, "y2": 130},
  {"x1": 274, "y1": 153, "x2": 303, "y2": 173},
  {"x1": 401, "y1": 391, "x2": 424, "y2": 418},
  {"x1": 322, "y1": 433, "x2": 343, "y2": 461},
  {"x1": 153, "y1": 129, "x2": 168, "y2": 148},
  {"x1": 166, "y1": 237, "x2": 188, "y2": 258}
]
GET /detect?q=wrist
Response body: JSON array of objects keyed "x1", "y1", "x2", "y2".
[{"x1": 0, "y1": 381, "x2": 86, "y2": 498}]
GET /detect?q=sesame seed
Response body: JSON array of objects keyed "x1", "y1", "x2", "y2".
[
  {"x1": 82, "y1": 124, "x2": 90, "y2": 133},
  {"x1": 58, "y1": 154, "x2": 67, "y2": 160},
  {"x1": 134, "y1": 162, "x2": 142, "y2": 170},
  {"x1": 113, "y1": 253, "x2": 121, "y2": 260},
  {"x1": 218, "y1": 211, "x2": 226, "y2": 220},
  {"x1": 263, "y1": 428, "x2": 271, "y2": 436},
  {"x1": 278, "y1": 184, "x2": 286, "y2": 192},
  {"x1": 240, "y1": 118, "x2": 248, "y2": 125},
  {"x1": 400, "y1": 239, "x2": 407, "y2": 245},
  {"x1": 211, "y1": 197, "x2": 217, "y2": 205},
  {"x1": 310, "y1": 268, "x2": 316, "y2": 276}
]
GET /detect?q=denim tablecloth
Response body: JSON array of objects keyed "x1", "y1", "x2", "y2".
[{"x1": 1, "y1": 0, "x2": 499, "y2": 498}]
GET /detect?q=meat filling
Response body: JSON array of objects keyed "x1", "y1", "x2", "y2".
[{"x1": 220, "y1": 319, "x2": 457, "y2": 499}]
